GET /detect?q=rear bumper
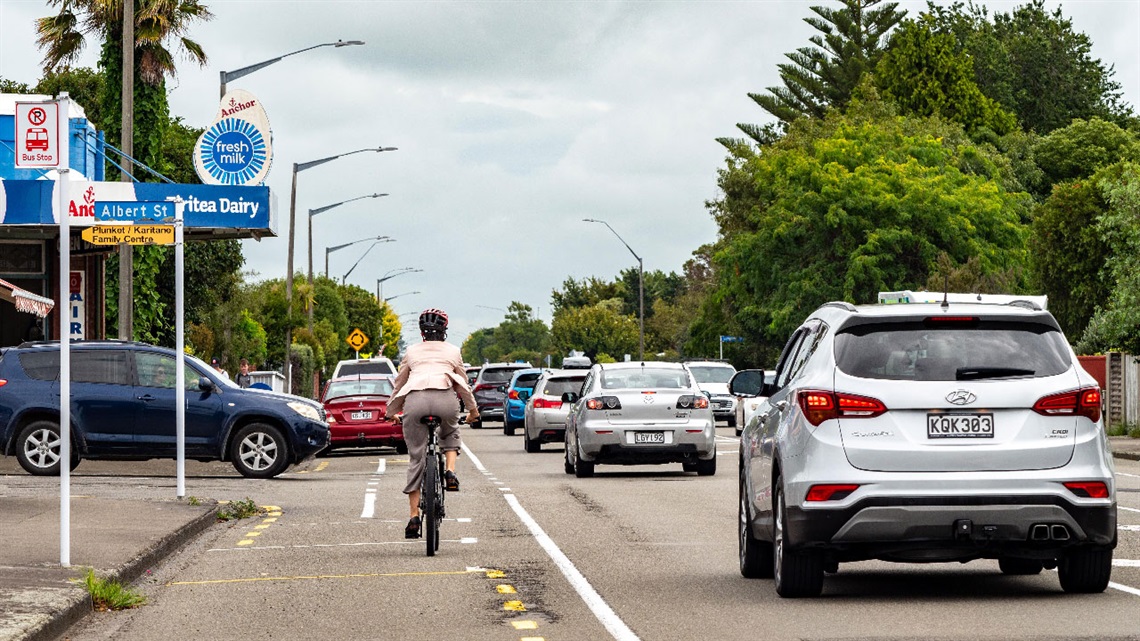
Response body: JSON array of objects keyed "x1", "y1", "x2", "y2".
[
  {"x1": 329, "y1": 422, "x2": 403, "y2": 448},
  {"x1": 577, "y1": 419, "x2": 716, "y2": 464}
]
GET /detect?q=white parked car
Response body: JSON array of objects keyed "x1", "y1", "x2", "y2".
[
  {"x1": 685, "y1": 360, "x2": 738, "y2": 427},
  {"x1": 332, "y1": 357, "x2": 397, "y2": 379}
]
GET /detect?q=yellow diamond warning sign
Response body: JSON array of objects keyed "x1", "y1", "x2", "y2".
[
  {"x1": 81, "y1": 224, "x2": 174, "y2": 246},
  {"x1": 346, "y1": 328, "x2": 369, "y2": 351}
]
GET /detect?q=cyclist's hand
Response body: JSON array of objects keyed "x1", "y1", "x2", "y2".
[
  {"x1": 465, "y1": 409, "x2": 479, "y2": 424},
  {"x1": 388, "y1": 412, "x2": 403, "y2": 425}
]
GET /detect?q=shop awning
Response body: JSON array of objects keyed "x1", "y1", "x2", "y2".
[{"x1": 0, "y1": 278, "x2": 54, "y2": 318}]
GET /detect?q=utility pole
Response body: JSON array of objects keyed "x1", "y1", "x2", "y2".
[{"x1": 117, "y1": 0, "x2": 134, "y2": 340}]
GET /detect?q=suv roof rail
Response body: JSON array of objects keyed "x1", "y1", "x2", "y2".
[
  {"x1": 1008, "y1": 299, "x2": 1043, "y2": 311},
  {"x1": 821, "y1": 301, "x2": 857, "y2": 312}
]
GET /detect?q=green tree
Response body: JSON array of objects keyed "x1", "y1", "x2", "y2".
[
  {"x1": 34, "y1": 67, "x2": 105, "y2": 126},
  {"x1": 461, "y1": 328, "x2": 496, "y2": 365},
  {"x1": 550, "y1": 277, "x2": 624, "y2": 315},
  {"x1": 927, "y1": 1, "x2": 1129, "y2": 134},
  {"x1": 876, "y1": 15, "x2": 1017, "y2": 136},
  {"x1": 747, "y1": 0, "x2": 905, "y2": 132},
  {"x1": 487, "y1": 302, "x2": 550, "y2": 364},
  {"x1": 704, "y1": 90, "x2": 1030, "y2": 352},
  {"x1": 550, "y1": 302, "x2": 639, "y2": 361},
  {"x1": 1032, "y1": 117, "x2": 1138, "y2": 188},
  {"x1": 228, "y1": 309, "x2": 267, "y2": 371}
]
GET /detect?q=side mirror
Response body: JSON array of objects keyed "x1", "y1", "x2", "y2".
[
  {"x1": 497, "y1": 384, "x2": 507, "y2": 393},
  {"x1": 561, "y1": 391, "x2": 579, "y2": 404},
  {"x1": 519, "y1": 389, "x2": 532, "y2": 401},
  {"x1": 198, "y1": 377, "x2": 217, "y2": 392},
  {"x1": 729, "y1": 369, "x2": 765, "y2": 397}
]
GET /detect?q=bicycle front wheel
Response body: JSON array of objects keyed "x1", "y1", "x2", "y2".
[{"x1": 423, "y1": 457, "x2": 441, "y2": 556}]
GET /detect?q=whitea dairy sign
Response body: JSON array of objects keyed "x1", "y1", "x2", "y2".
[{"x1": 194, "y1": 89, "x2": 273, "y2": 186}]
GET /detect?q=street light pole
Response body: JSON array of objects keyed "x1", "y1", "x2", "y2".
[
  {"x1": 376, "y1": 267, "x2": 422, "y2": 302},
  {"x1": 384, "y1": 291, "x2": 421, "y2": 303},
  {"x1": 584, "y1": 218, "x2": 644, "y2": 360},
  {"x1": 342, "y1": 239, "x2": 396, "y2": 284},
  {"x1": 284, "y1": 147, "x2": 396, "y2": 394},
  {"x1": 219, "y1": 40, "x2": 364, "y2": 99},
  {"x1": 325, "y1": 236, "x2": 393, "y2": 278},
  {"x1": 307, "y1": 193, "x2": 388, "y2": 329}
]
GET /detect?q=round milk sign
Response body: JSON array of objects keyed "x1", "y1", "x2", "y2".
[{"x1": 194, "y1": 89, "x2": 273, "y2": 186}]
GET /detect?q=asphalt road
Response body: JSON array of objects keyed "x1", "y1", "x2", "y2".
[{"x1": 6, "y1": 424, "x2": 1140, "y2": 641}]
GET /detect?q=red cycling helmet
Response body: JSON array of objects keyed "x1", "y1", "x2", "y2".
[{"x1": 419, "y1": 308, "x2": 449, "y2": 333}]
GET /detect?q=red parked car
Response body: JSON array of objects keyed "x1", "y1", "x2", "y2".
[{"x1": 321, "y1": 375, "x2": 405, "y2": 453}]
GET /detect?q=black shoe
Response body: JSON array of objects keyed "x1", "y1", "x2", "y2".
[
  {"x1": 444, "y1": 471, "x2": 460, "y2": 492},
  {"x1": 405, "y1": 516, "x2": 421, "y2": 539}
]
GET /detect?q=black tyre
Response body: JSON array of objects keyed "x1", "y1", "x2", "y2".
[
  {"x1": 999, "y1": 557, "x2": 1044, "y2": 575},
  {"x1": 573, "y1": 442, "x2": 594, "y2": 478},
  {"x1": 682, "y1": 462, "x2": 698, "y2": 473},
  {"x1": 395, "y1": 442, "x2": 409, "y2": 455},
  {"x1": 727, "y1": 416, "x2": 737, "y2": 428},
  {"x1": 1059, "y1": 547, "x2": 1113, "y2": 593},
  {"x1": 563, "y1": 440, "x2": 575, "y2": 474},
  {"x1": 735, "y1": 427, "x2": 743, "y2": 437},
  {"x1": 16, "y1": 420, "x2": 79, "y2": 476},
  {"x1": 230, "y1": 423, "x2": 290, "y2": 479},
  {"x1": 504, "y1": 420, "x2": 517, "y2": 436},
  {"x1": 524, "y1": 433, "x2": 541, "y2": 453},
  {"x1": 740, "y1": 472, "x2": 774, "y2": 578},
  {"x1": 696, "y1": 455, "x2": 717, "y2": 476},
  {"x1": 773, "y1": 481, "x2": 824, "y2": 597},
  {"x1": 470, "y1": 419, "x2": 482, "y2": 430},
  {"x1": 423, "y1": 461, "x2": 441, "y2": 556}
]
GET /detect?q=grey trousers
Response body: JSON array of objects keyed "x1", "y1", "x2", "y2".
[{"x1": 402, "y1": 389, "x2": 462, "y2": 494}]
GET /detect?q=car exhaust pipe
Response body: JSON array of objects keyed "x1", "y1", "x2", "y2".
[
  {"x1": 1051, "y1": 525, "x2": 1070, "y2": 541},
  {"x1": 1030, "y1": 524, "x2": 1051, "y2": 541}
]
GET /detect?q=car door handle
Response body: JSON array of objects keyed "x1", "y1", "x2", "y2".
[{"x1": 137, "y1": 394, "x2": 156, "y2": 402}]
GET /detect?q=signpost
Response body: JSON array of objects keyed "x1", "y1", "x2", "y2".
[
  {"x1": 14, "y1": 102, "x2": 61, "y2": 168},
  {"x1": 94, "y1": 200, "x2": 173, "y2": 222},
  {"x1": 81, "y1": 224, "x2": 174, "y2": 245},
  {"x1": 719, "y1": 335, "x2": 744, "y2": 360},
  {"x1": 346, "y1": 328, "x2": 369, "y2": 359}
]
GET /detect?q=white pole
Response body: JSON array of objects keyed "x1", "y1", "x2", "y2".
[
  {"x1": 57, "y1": 94, "x2": 71, "y2": 567},
  {"x1": 173, "y1": 198, "x2": 186, "y2": 498},
  {"x1": 719, "y1": 336, "x2": 723, "y2": 361}
]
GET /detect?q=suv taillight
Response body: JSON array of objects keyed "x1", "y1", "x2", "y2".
[
  {"x1": 0, "y1": 379, "x2": 6, "y2": 388},
  {"x1": 1033, "y1": 387, "x2": 1101, "y2": 423},
  {"x1": 533, "y1": 398, "x2": 562, "y2": 409},
  {"x1": 508, "y1": 390, "x2": 520, "y2": 400},
  {"x1": 473, "y1": 384, "x2": 493, "y2": 394},
  {"x1": 798, "y1": 390, "x2": 887, "y2": 426}
]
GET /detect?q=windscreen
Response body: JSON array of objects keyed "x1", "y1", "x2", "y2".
[
  {"x1": 543, "y1": 376, "x2": 586, "y2": 397},
  {"x1": 601, "y1": 368, "x2": 690, "y2": 390},
  {"x1": 326, "y1": 379, "x2": 394, "y2": 399},
  {"x1": 339, "y1": 361, "x2": 395, "y2": 376},
  {"x1": 834, "y1": 320, "x2": 1072, "y2": 381},
  {"x1": 688, "y1": 366, "x2": 735, "y2": 384}
]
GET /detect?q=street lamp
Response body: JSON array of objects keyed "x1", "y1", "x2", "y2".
[
  {"x1": 584, "y1": 218, "x2": 644, "y2": 360},
  {"x1": 477, "y1": 305, "x2": 505, "y2": 314},
  {"x1": 377, "y1": 267, "x2": 422, "y2": 302},
  {"x1": 385, "y1": 291, "x2": 421, "y2": 303},
  {"x1": 325, "y1": 235, "x2": 393, "y2": 277},
  {"x1": 284, "y1": 146, "x2": 396, "y2": 394},
  {"x1": 307, "y1": 193, "x2": 388, "y2": 328},
  {"x1": 342, "y1": 240, "x2": 393, "y2": 284},
  {"x1": 219, "y1": 40, "x2": 364, "y2": 98}
]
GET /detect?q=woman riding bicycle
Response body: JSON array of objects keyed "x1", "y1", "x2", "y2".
[{"x1": 386, "y1": 308, "x2": 479, "y2": 539}]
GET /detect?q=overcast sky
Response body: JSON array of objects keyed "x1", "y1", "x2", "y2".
[{"x1": 1, "y1": 0, "x2": 1137, "y2": 352}]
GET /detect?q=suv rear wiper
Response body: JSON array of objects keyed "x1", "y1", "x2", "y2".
[{"x1": 956, "y1": 367, "x2": 1035, "y2": 380}]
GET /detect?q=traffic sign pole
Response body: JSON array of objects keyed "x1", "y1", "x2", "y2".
[{"x1": 174, "y1": 198, "x2": 186, "y2": 498}]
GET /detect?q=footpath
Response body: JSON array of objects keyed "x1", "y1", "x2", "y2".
[{"x1": 1, "y1": 438, "x2": 1139, "y2": 641}]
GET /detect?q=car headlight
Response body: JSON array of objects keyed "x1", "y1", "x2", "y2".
[{"x1": 288, "y1": 401, "x2": 322, "y2": 422}]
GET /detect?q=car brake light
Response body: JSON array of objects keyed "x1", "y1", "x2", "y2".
[
  {"x1": 533, "y1": 398, "x2": 562, "y2": 409},
  {"x1": 805, "y1": 484, "x2": 860, "y2": 501},
  {"x1": 676, "y1": 395, "x2": 709, "y2": 409},
  {"x1": 924, "y1": 316, "x2": 979, "y2": 326},
  {"x1": 798, "y1": 390, "x2": 887, "y2": 426},
  {"x1": 0, "y1": 379, "x2": 6, "y2": 388},
  {"x1": 586, "y1": 396, "x2": 621, "y2": 410},
  {"x1": 1064, "y1": 481, "x2": 1109, "y2": 499},
  {"x1": 508, "y1": 390, "x2": 519, "y2": 400},
  {"x1": 326, "y1": 415, "x2": 337, "y2": 424},
  {"x1": 1033, "y1": 387, "x2": 1101, "y2": 423}
]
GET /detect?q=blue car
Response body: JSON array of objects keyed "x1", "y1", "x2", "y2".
[
  {"x1": 0, "y1": 341, "x2": 329, "y2": 479},
  {"x1": 502, "y1": 368, "x2": 543, "y2": 436}
]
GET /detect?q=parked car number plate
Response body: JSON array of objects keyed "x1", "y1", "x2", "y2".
[
  {"x1": 927, "y1": 413, "x2": 994, "y2": 438},
  {"x1": 350, "y1": 411, "x2": 373, "y2": 420},
  {"x1": 633, "y1": 431, "x2": 665, "y2": 444}
]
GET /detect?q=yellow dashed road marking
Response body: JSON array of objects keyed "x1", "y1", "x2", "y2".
[
  {"x1": 521, "y1": 637, "x2": 545, "y2": 641},
  {"x1": 245, "y1": 531, "x2": 261, "y2": 537},
  {"x1": 496, "y1": 584, "x2": 517, "y2": 594},
  {"x1": 237, "y1": 540, "x2": 254, "y2": 546},
  {"x1": 254, "y1": 524, "x2": 271, "y2": 530},
  {"x1": 485, "y1": 570, "x2": 505, "y2": 579},
  {"x1": 512, "y1": 621, "x2": 538, "y2": 630},
  {"x1": 262, "y1": 517, "x2": 278, "y2": 523},
  {"x1": 168, "y1": 568, "x2": 482, "y2": 586},
  {"x1": 503, "y1": 600, "x2": 526, "y2": 612}
]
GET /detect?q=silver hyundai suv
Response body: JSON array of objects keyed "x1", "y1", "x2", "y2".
[{"x1": 734, "y1": 296, "x2": 1116, "y2": 597}]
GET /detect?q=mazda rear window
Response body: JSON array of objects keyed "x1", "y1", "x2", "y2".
[
  {"x1": 834, "y1": 321, "x2": 1071, "y2": 381},
  {"x1": 338, "y1": 361, "x2": 394, "y2": 376}
]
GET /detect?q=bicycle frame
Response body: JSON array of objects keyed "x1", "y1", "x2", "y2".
[{"x1": 420, "y1": 416, "x2": 446, "y2": 556}]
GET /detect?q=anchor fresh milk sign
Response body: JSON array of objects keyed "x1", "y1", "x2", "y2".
[{"x1": 193, "y1": 89, "x2": 273, "y2": 186}]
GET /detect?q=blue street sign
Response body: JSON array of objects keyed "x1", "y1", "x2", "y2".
[
  {"x1": 95, "y1": 200, "x2": 173, "y2": 223},
  {"x1": 720, "y1": 335, "x2": 745, "y2": 343}
]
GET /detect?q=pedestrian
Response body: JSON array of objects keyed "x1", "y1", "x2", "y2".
[
  {"x1": 211, "y1": 357, "x2": 229, "y2": 379},
  {"x1": 235, "y1": 358, "x2": 253, "y2": 388}
]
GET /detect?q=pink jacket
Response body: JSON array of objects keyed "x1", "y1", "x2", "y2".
[{"x1": 387, "y1": 341, "x2": 476, "y2": 415}]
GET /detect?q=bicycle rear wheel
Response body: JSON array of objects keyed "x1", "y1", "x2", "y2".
[{"x1": 423, "y1": 456, "x2": 442, "y2": 556}]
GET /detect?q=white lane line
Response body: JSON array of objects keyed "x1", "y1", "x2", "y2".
[
  {"x1": 1122, "y1": 506, "x2": 1140, "y2": 514},
  {"x1": 207, "y1": 539, "x2": 468, "y2": 552},
  {"x1": 376, "y1": 458, "x2": 387, "y2": 474},
  {"x1": 361, "y1": 493, "x2": 377, "y2": 519},
  {"x1": 1118, "y1": 472, "x2": 1139, "y2": 478},
  {"x1": 1110, "y1": 581, "x2": 1140, "y2": 597},
  {"x1": 502, "y1": 493, "x2": 639, "y2": 641},
  {"x1": 460, "y1": 441, "x2": 637, "y2": 640},
  {"x1": 1114, "y1": 559, "x2": 1140, "y2": 567},
  {"x1": 1121, "y1": 525, "x2": 1140, "y2": 532}
]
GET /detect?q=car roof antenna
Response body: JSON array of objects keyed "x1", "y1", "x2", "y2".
[{"x1": 941, "y1": 274, "x2": 950, "y2": 311}]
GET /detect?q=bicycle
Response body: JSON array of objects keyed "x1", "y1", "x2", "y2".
[{"x1": 419, "y1": 414, "x2": 447, "y2": 556}]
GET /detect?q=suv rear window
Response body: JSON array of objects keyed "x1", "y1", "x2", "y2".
[
  {"x1": 481, "y1": 368, "x2": 520, "y2": 384},
  {"x1": 834, "y1": 320, "x2": 1072, "y2": 381},
  {"x1": 18, "y1": 351, "x2": 59, "y2": 380}
]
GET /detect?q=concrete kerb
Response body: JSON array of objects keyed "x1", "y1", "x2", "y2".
[{"x1": 19, "y1": 504, "x2": 218, "y2": 641}]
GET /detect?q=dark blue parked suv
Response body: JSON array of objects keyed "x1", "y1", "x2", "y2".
[{"x1": 0, "y1": 341, "x2": 329, "y2": 479}]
